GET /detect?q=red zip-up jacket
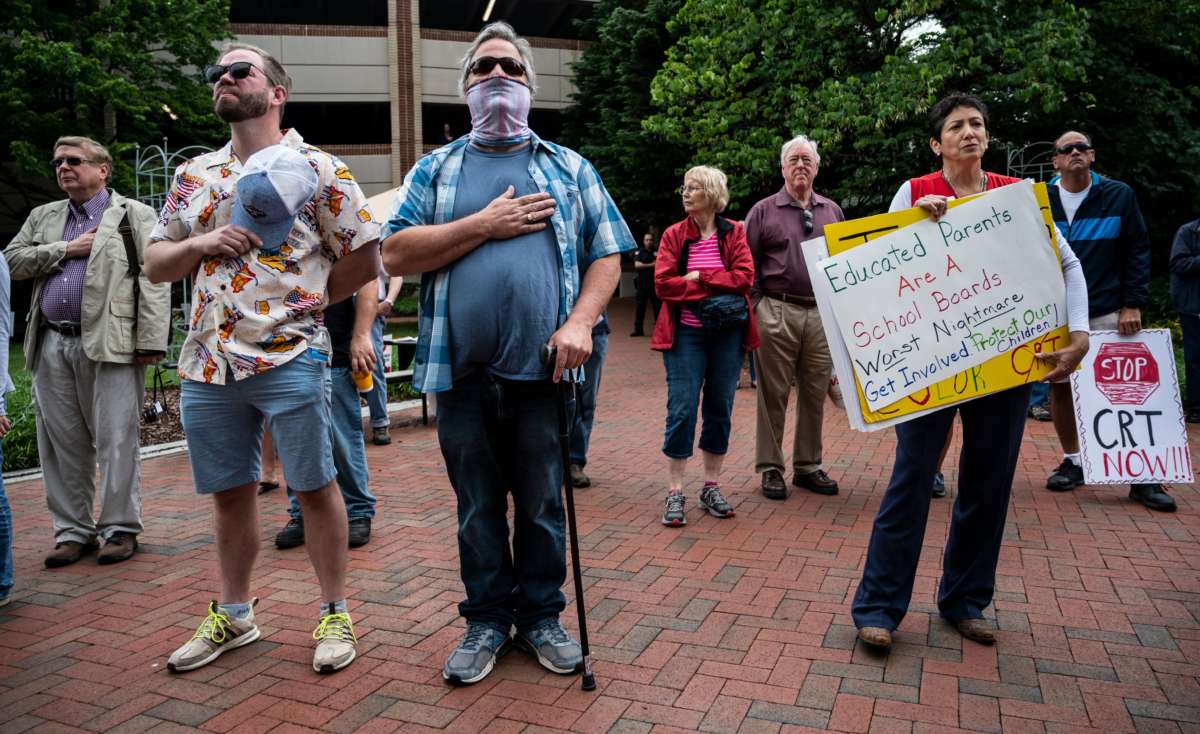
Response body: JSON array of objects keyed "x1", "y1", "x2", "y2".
[{"x1": 651, "y1": 214, "x2": 760, "y2": 352}]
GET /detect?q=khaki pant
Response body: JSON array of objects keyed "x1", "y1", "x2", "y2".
[
  {"x1": 754, "y1": 297, "x2": 832, "y2": 476},
  {"x1": 32, "y1": 330, "x2": 145, "y2": 544}
]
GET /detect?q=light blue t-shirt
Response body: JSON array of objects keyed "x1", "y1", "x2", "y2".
[{"x1": 447, "y1": 144, "x2": 561, "y2": 381}]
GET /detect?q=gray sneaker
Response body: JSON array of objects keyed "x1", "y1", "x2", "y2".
[
  {"x1": 698, "y1": 484, "x2": 734, "y2": 518},
  {"x1": 168, "y1": 600, "x2": 260, "y2": 673},
  {"x1": 662, "y1": 491, "x2": 686, "y2": 526},
  {"x1": 443, "y1": 622, "x2": 511, "y2": 685},
  {"x1": 516, "y1": 618, "x2": 582, "y2": 674}
]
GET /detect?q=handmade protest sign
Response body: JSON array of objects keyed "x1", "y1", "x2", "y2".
[
  {"x1": 1073, "y1": 330, "x2": 1193, "y2": 485},
  {"x1": 812, "y1": 180, "x2": 1070, "y2": 420}
]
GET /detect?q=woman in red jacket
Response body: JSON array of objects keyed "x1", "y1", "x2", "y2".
[{"x1": 652, "y1": 166, "x2": 759, "y2": 527}]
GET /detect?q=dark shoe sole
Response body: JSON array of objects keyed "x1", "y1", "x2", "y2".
[
  {"x1": 372, "y1": 437, "x2": 391, "y2": 446},
  {"x1": 698, "y1": 501, "x2": 734, "y2": 518},
  {"x1": 275, "y1": 529, "x2": 305, "y2": 550},
  {"x1": 1130, "y1": 494, "x2": 1177, "y2": 512},
  {"x1": 795, "y1": 483, "x2": 838, "y2": 496},
  {"x1": 661, "y1": 516, "x2": 686, "y2": 527},
  {"x1": 1046, "y1": 479, "x2": 1082, "y2": 491},
  {"x1": 571, "y1": 477, "x2": 591, "y2": 488}
]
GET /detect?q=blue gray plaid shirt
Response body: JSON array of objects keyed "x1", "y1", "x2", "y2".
[{"x1": 384, "y1": 133, "x2": 635, "y2": 392}]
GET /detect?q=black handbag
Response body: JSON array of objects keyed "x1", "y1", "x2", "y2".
[{"x1": 691, "y1": 293, "x2": 748, "y2": 330}]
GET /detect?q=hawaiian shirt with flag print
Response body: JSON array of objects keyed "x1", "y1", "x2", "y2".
[
  {"x1": 150, "y1": 128, "x2": 380, "y2": 384},
  {"x1": 384, "y1": 132, "x2": 635, "y2": 393}
]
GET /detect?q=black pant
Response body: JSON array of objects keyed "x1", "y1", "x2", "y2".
[
  {"x1": 633, "y1": 286, "x2": 660, "y2": 334},
  {"x1": 852, "y1": 384, "x2": 1032, "y2": 630}
]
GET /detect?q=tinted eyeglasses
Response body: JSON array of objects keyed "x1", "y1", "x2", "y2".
[
  {"x1": 469, "y1": 56, "x2": 526, "y2": 77},
  {"x1": 803, "y1": 208, "x2": 814, "y2": 235},
  {"x1": 1056, "y1": 142, "x2": 1093, "y2": 155},
  {"x1": 50, "y1": 156, "x2": 98, "y2": 169},
  {"x1": 203, "y1": 61, "x2": 268, "y2": 84}
]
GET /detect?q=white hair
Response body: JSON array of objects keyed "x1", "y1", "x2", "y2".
[
  {"x1": 780, "y1": 135, "x2": 820, "y2": 165},
  {"x1": 458, "y1": 21, "x2": 538, "y2": 97}
]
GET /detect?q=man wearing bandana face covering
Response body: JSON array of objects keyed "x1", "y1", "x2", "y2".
[{"x1": 382, "y1": 22, "x2": 634, "y2": 685}]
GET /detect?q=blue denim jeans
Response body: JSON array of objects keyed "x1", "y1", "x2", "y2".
[
  {"x1": 288, "y1": 365, "x2": 376, "y2": 520},
  {"x1": 569, "y1": 331, "x2": 608, "y2": 467},
  {"x1": 852, "y1": 384, "x2": 1031, "y2": 630},
  {"x1": 662, "y1": 325, "x2": 745, "y2": 458},
  {"x1": 1028, "y1": 381, "x2": 1049, "y2": 408},
  {"x1": 0, "y1": 442, "x2": 11, "y2": 598},
  {"x1": 437, "y1": 372, "x2": 566, "y2": 632},
  {"x1": 366, "y1": 315, "x2": 389, "y2": 428},
  {"x1": 1182, "y1": 313, "x2": 1200, "y2": 411}
]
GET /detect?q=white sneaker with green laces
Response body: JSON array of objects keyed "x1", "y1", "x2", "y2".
[
  {"x1": 312, "y1": 606, "x2": 357, "y2": 674},
  {"x1": 167, "y1": 599, "x2": 260, "y2": 673}
]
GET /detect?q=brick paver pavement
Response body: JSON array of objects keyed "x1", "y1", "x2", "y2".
[{"x1": 2, "y1": 299, "x2": 1198, "y2": 734}]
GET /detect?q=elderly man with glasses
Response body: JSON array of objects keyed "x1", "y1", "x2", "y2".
[
  {"x1": 744, "y1": 135, "x2": 846, "y2": 501},
  {"x1": 1041, "y1": 131, "x2": 1173, "y2": 511},
  {"x1": 5, "y1": 136, "x2": 171, "y2": 568}
]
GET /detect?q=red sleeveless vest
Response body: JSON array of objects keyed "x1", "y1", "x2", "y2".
[{"x1": 907, "y1": 170, "x2": 1020, "y2": 200}]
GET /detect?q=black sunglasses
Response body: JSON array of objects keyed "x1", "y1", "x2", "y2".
[
  {"x1": 203, "y1": 61, "x2": 266, "y2": 84},
  {"x1": 1056, "y1": 142, "x2": 1093, "y2": 155},
  {"x1": 469, "y1": 56, "x2": 526, "y2": 77},
  {"x1": 50, "y1": 156, "x2": 98, "y2": 169},
  {"x1": 803, "y1": 208, "x2": 814, "y2": 235}
]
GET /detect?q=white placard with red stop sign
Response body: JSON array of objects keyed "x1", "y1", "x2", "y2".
[{"x1": 1073, "y1": 329, "x2": 1193, "y2": 485}]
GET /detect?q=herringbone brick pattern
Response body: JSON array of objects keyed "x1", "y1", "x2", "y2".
[{"x1": 2, "y1": 299, "x2": 1197, "y2": 733}]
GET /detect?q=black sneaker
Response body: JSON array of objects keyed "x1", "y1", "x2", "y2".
[
  {"x1": 932, "y1": 472, "x2": 947, "y2": 498},
  {"x1": 661, "y1": 491, "x2": 686, "y2": 527},
  {"x1": 1129, "y1": 484, "x2": 1177, "y2": 512},
  {"x1": 275, "y1": 518, "x2": 305, "y2": 549},
  {"x1": 569, "y1": 464, "x2": 591, "y2": 488},
  {"x1": 761, "y1": 469, "x2": 787, "y2": 500},
  {"x1": 1046, "y1": 459, "x2": 1083, "y2": 491},
  {"x1": 1028, "y1": 404, "x2": 1052, "y2": 422},
  {"x1": 348, "y1": 517, "x2": 372, "y2": 548},
  {"x1": 698, "y1": 484, "x2": 734, "y2": 518},
  {"x1": 1187, "y1": 409, "x2": 1200, "y2": 424}
]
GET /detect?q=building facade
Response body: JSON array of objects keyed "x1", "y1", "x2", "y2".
[{"x1": 232, "y1": 0, "x2": 593, "y2": 196}]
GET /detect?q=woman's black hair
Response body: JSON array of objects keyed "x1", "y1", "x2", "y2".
[{"x1": 929, "y1": 93, "x2": 990, "y2": 141}]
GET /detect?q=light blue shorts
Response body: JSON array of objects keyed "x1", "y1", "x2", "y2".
[{"x1": 180, "y1": 350, "x2": 335, "y2": 494}]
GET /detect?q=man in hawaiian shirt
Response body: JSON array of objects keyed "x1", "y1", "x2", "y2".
[
  {"x1": 145, "y1": 42, "x2": 381, "y2": 675},
  {"x1": 382, "y1": 22, "x2": 634, "y2": 685}
]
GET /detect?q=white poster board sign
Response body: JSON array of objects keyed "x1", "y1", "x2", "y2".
[
  {"x1": 815, "y1": 180, "x2": 1064, "y2": 411},
  {"x1": 1074, "y1": 330, "x2": 1194, "y2": 485}
]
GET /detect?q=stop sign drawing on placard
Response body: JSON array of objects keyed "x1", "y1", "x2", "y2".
[{"x1": 1093, "y1": 342, "x2": 1159, "y2": 404}]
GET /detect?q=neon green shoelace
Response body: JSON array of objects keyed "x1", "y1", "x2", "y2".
[
  {"x1": 312, "y1": 612, "x2": 357, "y2": 643},
  {"x1": 193, "y1": 603, "x2": 235, "y2": 644}
]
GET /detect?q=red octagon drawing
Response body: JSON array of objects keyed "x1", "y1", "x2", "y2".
[{"x1": 1093, "y1": 342, "x2": 1159, "y2": 405}]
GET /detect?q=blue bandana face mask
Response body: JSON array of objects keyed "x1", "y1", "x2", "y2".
[{"x1": 466, "y1": 76, "x2": 532, "y2": 147}]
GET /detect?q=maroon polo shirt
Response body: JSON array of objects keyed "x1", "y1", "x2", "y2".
[{"x1": 745, "y1": 186, "x2": 845, "y2": 299}]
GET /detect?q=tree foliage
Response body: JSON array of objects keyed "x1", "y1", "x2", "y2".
[
  {"x1": 645, "y1": 0, "x2": 1093, "y2": 215},
  {"x1": 0, "y1": 0, "x2": 231, "y2": 215},
  {"x1": 561, "y1": 0, "x2": 688, "y2": 233}
]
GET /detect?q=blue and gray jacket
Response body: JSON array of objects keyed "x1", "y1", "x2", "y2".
[{"x1": 1048, "y1": 172, "x2": 1150, "y2": 318}]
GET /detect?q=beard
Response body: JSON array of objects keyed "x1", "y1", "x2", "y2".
[{"x1": 214, "y1": 88, "x2": 270, "y2": 122}]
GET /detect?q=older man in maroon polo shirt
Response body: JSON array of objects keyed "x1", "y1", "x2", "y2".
[{"x1": 745, "y1": 135, "x2": 846, "y2": 500}]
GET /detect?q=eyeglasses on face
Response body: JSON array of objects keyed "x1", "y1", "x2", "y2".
[
  {"x1": 203, "y1": 61, "x2": 268, "y2": 85},
  {"x1": 679, "y1": 185, "x2": 704, "y2": 196},
  {"x1": 1056, "y1": 142, "x2": 1093, "y2": 155},
  {"x1": 469, "y1": 56, "x2": 526, "y2": 77},
  {"x1": 50, "y1": 156, "x2": 98, "y2": 169}
]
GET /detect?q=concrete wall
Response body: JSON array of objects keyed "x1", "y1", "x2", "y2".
[{"x1": 236, "y1": 35, "x2": 390, "y2": 103}]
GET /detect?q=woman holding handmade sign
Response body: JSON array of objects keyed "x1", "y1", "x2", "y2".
[
  {"x1": 651, "y1": 166, "x2": 759, "y2": 527},
  {"x1": 851, "y1": 94, "x2": 1091, "y2": 649}
]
